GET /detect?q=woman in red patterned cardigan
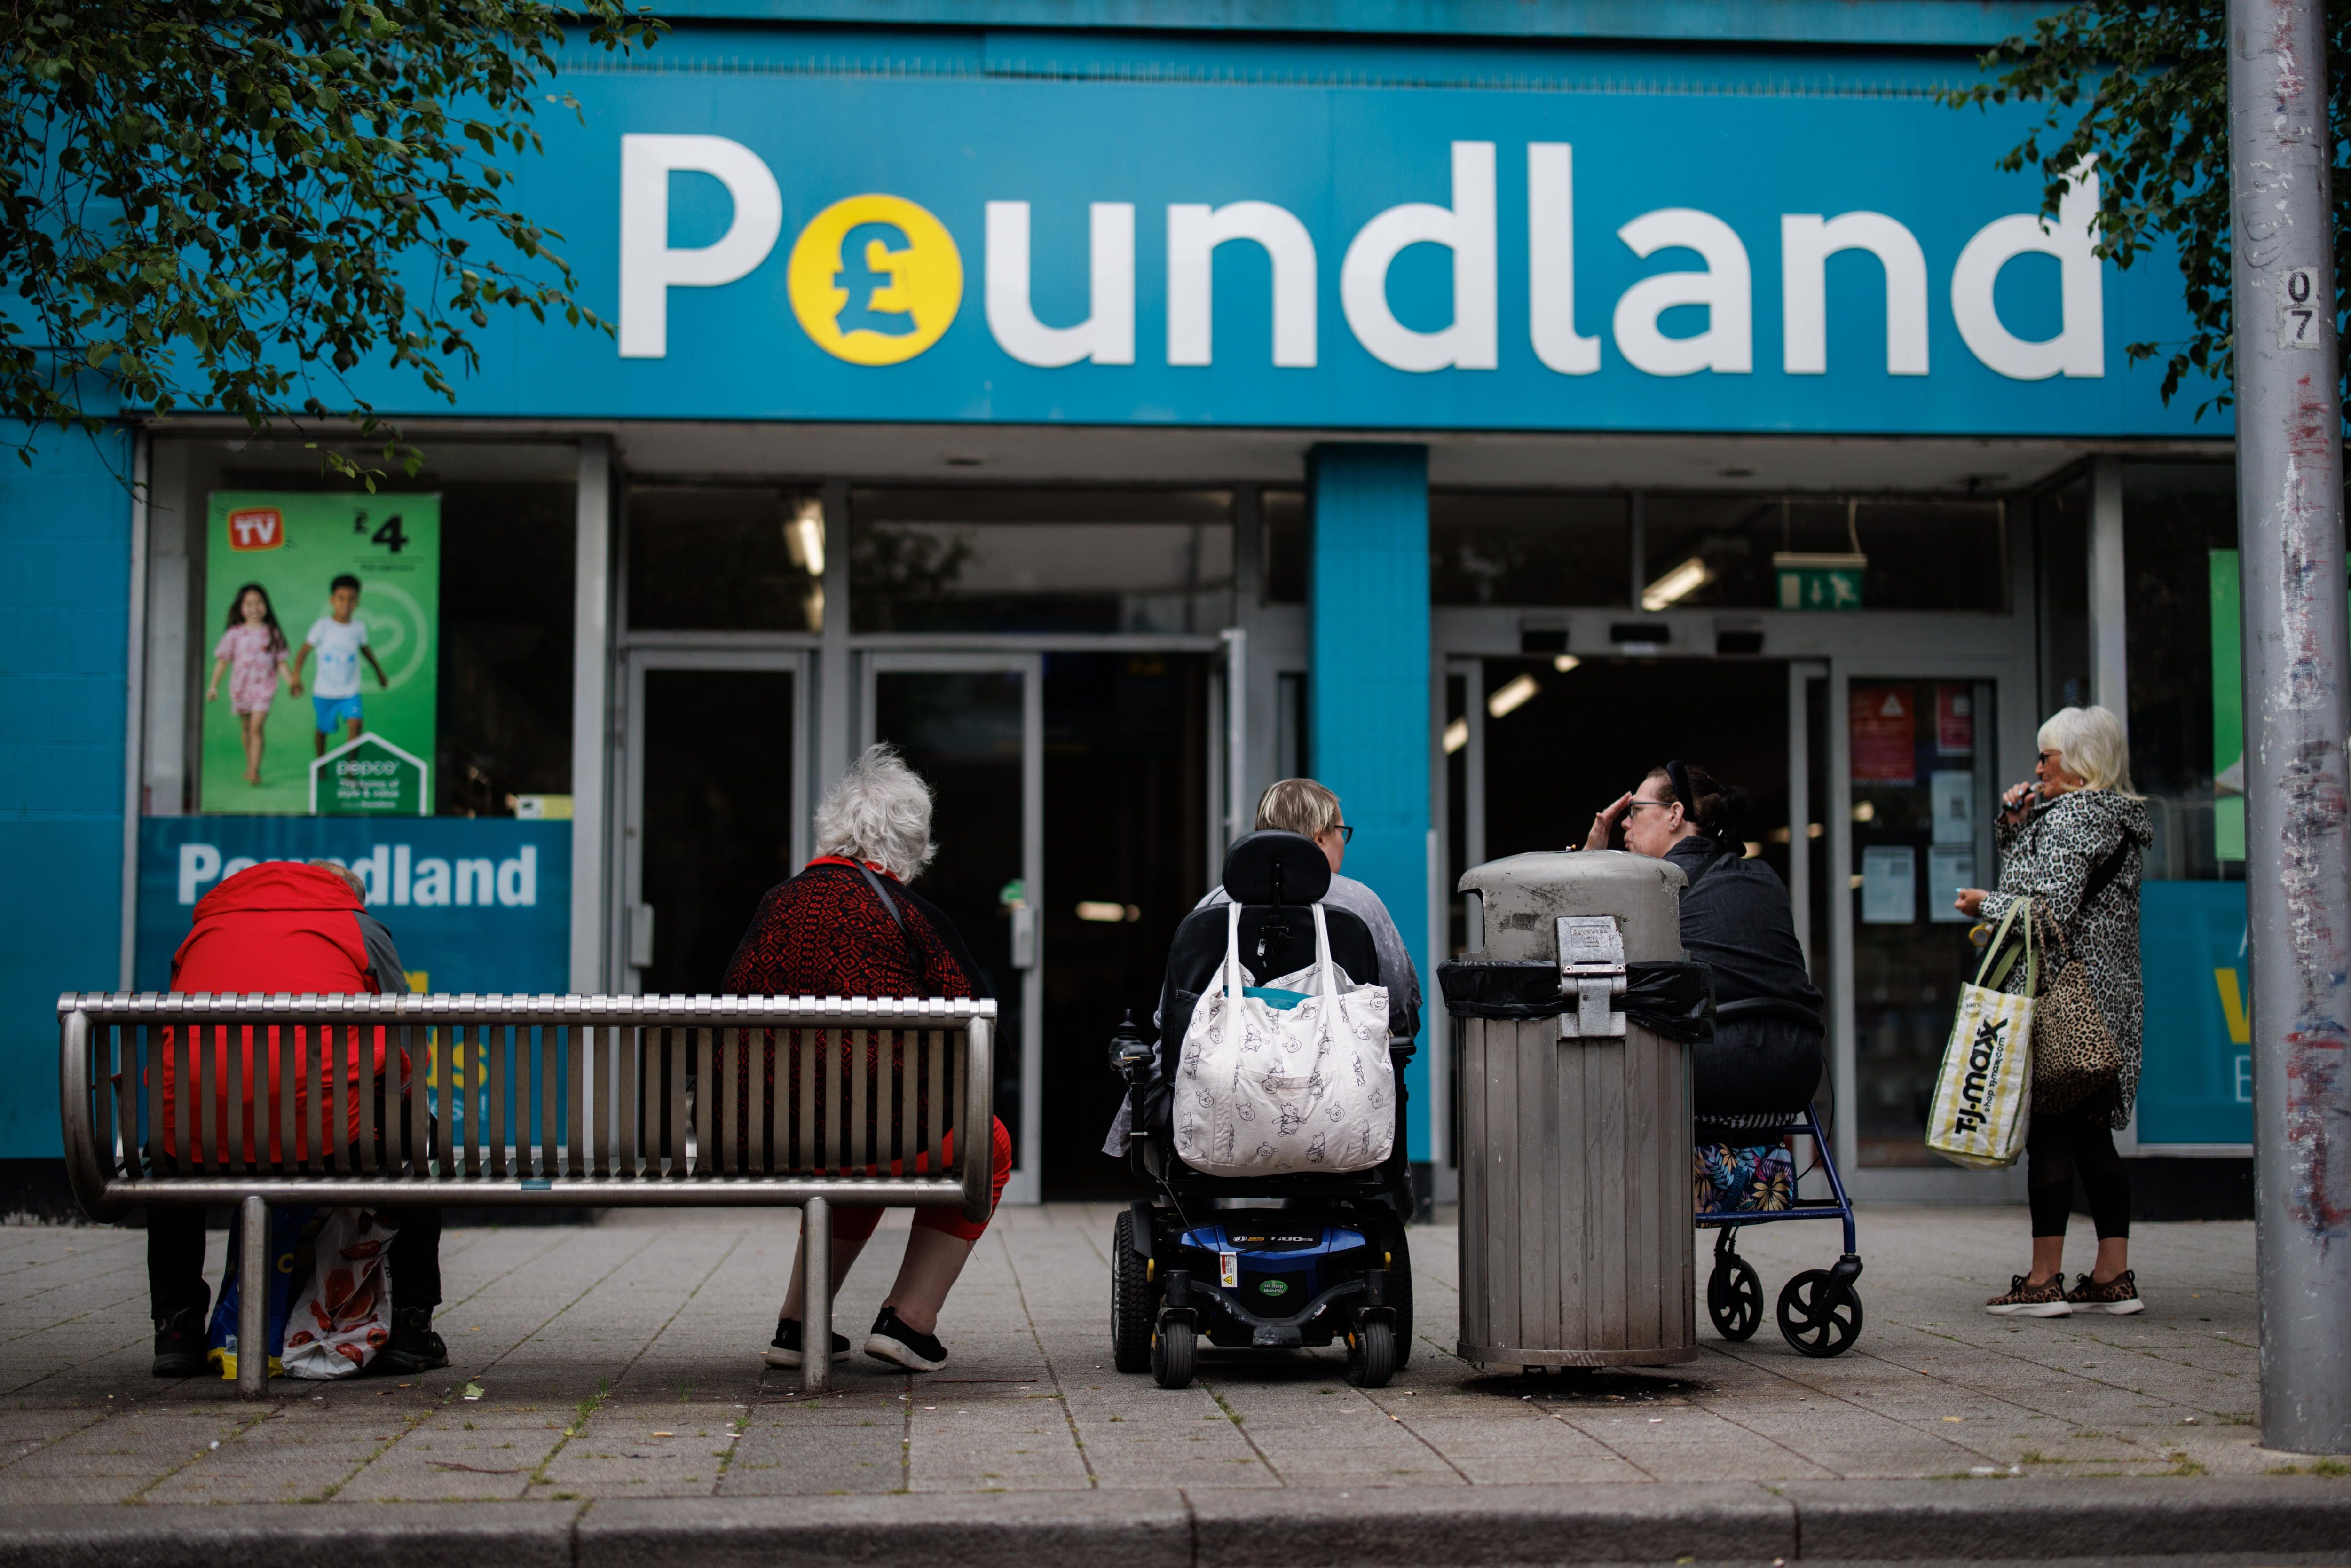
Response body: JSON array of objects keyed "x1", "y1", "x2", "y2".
[{"x1": 723, "y1": 744, "x2": 1012, "y2": 1374}]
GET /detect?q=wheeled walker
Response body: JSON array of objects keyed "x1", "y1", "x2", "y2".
[{"x1": 1695, "y1": 1100, "x2": 1864, "y2": 1357}]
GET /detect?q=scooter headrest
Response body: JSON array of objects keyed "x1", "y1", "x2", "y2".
[{"x1": 1221, "y1": 830, "x2": 1332, "y2": 907}]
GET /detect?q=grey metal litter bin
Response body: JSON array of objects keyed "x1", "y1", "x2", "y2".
[{"x1": 1444, "y1": 851, "x2": 1698, "y2": 1370}]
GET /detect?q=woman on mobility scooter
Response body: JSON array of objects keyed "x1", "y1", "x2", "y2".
[
  {"x1": 1103, "y1": 812, "x2": 1419, "y2": 1390},
  {"x1": 1586, "y1": 762, "x2": 1864, "y2": 1357}
]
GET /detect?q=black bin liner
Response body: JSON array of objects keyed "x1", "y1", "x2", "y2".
[{"x1": 1437, "y1": 959, "x2": 1715, "y2": 1043}]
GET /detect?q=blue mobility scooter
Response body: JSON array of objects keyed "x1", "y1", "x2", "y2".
[{"x1": 1107, "y1": 831, "x2": 1416, "y2": 1390}]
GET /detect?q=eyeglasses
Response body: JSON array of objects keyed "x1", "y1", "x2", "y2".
[
  {"x1": 1624, "y1": 799, "x2": 1674, "y2": 816},
  {"x1": 1325, "y1": 823, "x2": 1355, "y2": 843}
]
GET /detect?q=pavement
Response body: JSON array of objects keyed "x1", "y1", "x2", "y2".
[{"x1": 0, "y1": 1203, "x2": 2344, "y2": 1565}]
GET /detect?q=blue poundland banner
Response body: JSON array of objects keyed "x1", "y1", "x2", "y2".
[
  {"x1": 136, "y1": 818, "x2": 571, "y2": 997},
  {"x1": 2138, "y1": 881, "x2": 2254, "y2": 1150},
  {"x1": 338, "y1": 47, "x2": 2221, "y2": 437}
]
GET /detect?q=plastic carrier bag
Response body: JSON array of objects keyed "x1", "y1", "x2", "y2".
[
  {"x1": 205, "y1": 1204, "x2": 316, "y2": 1381},
  {"x1": 282, "y1": 1208, "x2": 399, "y2": 1379},
  {"x1": 1174, "y1": 902, "x2": 1393, "y2": 1176},
  {"x1": 1925, "y1": 899, "x2": 2036, "y2": 1169}
]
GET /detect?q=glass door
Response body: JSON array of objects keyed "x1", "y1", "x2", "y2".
[
  {"x1": 863, "y1": 653, "x2": 1043, "y2": 1205},
  {"x1": 621, "y1": 650, "x2": 807, "y2": 995},
  {"x1": 1839, "y1": 678, "x2": 1999, "y2": 1169}
]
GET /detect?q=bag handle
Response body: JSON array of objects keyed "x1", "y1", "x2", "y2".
[
  {"x1": 1310, "y1": 903, "x2": 1339, "y2": 1001},
  {"x1": 1222, "y1": 900, "x2": 1246, "y2": 1004},
  {"x1": 1975, "y1": 898, "x2": 2035, "y2": 993}
]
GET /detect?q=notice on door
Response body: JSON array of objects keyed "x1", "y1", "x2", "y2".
[
  {"x1": 1927, "y1": 845, "x2": 1975, "y2": 923},
  {"x1": 1861, "y1": 845, "x2": 1917, "y2": 924},
  {"x1": 1851, "y1": 686, "x2": 1916, "y2": 785}
]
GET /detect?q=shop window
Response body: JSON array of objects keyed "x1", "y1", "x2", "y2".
[
  {"x1": 2122, "y1": 462, "x2": 2239, "y2": 881},
  {"x1": 2035, "y1": 474, "x2": 2091, "y2": 714},
  {"x1": 178, "y1": 452, "x2": 577, "y2": 819},
  {"x1": 849, "y1": 489, "x2": 1233, "y2": 634},
  {"x1": 628, "y1": 485, "x2": 823, "y2": 632},
  {"x1": 1431, "y1": 491, "x2": 1628, "y2": 606},
  {"x1": 1641, "y1": 495, "x2": 2007, "y2": 612},
  {"x1": 139, "y1": 437, "x2": 582, "y2": 999}
]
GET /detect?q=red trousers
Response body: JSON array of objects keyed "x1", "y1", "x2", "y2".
[{"x1": 832, "y1": 1116, "x2": 1014, "y2": 1244}]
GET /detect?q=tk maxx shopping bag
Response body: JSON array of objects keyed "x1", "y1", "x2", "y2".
[{"x1": 1925, "y1": 898, "x2": 2035, "y2": 1169}]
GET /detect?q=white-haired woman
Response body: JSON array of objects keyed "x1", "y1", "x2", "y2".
[
  {"x1": 1955, "y1": 706, "x2": 2152, "y2": 1318},
  {"x1": 722, "y1": 745, "x2": 1011, "y2": 1373}
]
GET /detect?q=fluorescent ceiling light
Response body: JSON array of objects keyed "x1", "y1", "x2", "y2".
[
  {"x1": 1641, "y1": 556, "x2": 1712, "y2": 612},
  {"x1": 1553, "y1": 654, "x2": 1581, "y2": 674},
  {"x1": 1487, "y1": 673, "x2": 1540, "y2": 719},
  {"x1": 1075, "y1": 901, "x2": 1131, "y2": 923},
  {"x1": 786, "y1": 498, "x2": 826, "y2": 577},
  {"x1": 1442, "y1": 717, "x2": 1469, "y2": 755}
]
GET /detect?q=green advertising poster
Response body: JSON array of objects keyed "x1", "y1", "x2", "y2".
[
  {"x1": 2210, "y1": 550, "x2": 2244, "y2": 861},
  {"x1": 202, "y1": 492, "x2": 439, "y2": 814}
]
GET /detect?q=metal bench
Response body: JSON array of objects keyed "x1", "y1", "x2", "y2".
[{"x1": 58, "y1": 991, "x2": 996, "y2": 1396}]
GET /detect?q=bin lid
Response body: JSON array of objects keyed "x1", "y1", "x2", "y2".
[{"x1": 1458, "y1": 850, "x2": 1686, "y2": 963}]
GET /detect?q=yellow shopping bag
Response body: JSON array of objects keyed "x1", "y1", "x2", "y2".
[{"x1": 1925, "y1": 899, "x2": 2035, "y2": 1169}]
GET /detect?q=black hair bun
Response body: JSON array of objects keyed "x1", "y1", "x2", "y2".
[{"x1": 1713, "y1": 785, "x2": 1753, "y2": 836}]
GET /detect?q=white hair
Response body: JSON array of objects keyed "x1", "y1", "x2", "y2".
[
  {"x1": 813, "y1": 743, "x2": 937, "y2": 881},
  {"x1": 2038, "y1": 705, "x2": 2138, "y2": 795}
]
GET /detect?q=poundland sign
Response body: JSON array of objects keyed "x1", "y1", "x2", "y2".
[
  {"x1": 394, "y1": 68, "x2": 2217, "y2": 437},
  {"x1": 137, "y1": 819, "x2": 569, "y2": 996}
]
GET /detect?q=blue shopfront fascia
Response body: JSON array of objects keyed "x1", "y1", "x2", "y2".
[{"x1": 334, "y1": 66, "x2": 2223, "y2": 438}]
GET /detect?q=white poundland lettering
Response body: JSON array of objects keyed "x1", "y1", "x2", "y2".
[
  {"x1": 178, "y1": 843, "x2": 221, "y2": 904},
  {"x1": 497, "y1": 845, "x2": 538, "y2": 907}
]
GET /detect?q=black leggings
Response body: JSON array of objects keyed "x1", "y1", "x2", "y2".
[
  {"x1": 147, "y1": 1206, "x2": 442, "y2": 1320},
  {"x1": 2027, "y1": 1112, "x2": 2131, "y2": 1240}
]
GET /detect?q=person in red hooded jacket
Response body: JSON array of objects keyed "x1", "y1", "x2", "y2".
[{"x1": 148, "y1": 859, "x2": 447, "y2": 1378}]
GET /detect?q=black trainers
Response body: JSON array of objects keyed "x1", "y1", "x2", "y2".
[
  {"x1": 865, "y1": 1306, "x2": 948, "y2": 1372},
  {"x1": 376, "y1": 1307, "x2": 449, "y2": 1374},
  {"x1": 764, "y1": 1316, "x2": 850, "y2": 1369},
  {"x1": 151, "y1": 1304, "x2": 208, "y2": 1378}
]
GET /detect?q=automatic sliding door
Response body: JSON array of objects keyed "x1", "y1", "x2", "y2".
[{"x1": 866, "y1": 655, "x2": 1043, "y2": 1204}]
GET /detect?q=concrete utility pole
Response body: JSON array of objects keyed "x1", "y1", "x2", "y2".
[{"x1": 2228, "y1": 0, "x2": 2351, "y2": 1455}]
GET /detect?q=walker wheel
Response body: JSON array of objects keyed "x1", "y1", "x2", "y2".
[
  {"x1": 1707, "y1": 1253, "x2": 1764, "y2": 1341},
  {"x1": 1776, "y1": 1269, "x2": 1863, "y2": 1358}
]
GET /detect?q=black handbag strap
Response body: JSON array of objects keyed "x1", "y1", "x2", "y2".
[
  {"x1": 849, "y1": 861, "x2": 931, "y2": 994},
  {"x1": 2078, "y1": 831, "x2": 2139, "y2": 914}
]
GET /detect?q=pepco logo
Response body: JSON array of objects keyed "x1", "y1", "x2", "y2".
[{"x1": 228, "y1": 508, "x2": 284, "y2": 551}]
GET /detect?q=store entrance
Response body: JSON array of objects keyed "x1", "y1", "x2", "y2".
[
  {"x1": 1456, "y1": 656, "x2": 1801, "y2": 894},
  {"x1": 865, "y1": 649, "x2": 1214, "y2": 1202}
]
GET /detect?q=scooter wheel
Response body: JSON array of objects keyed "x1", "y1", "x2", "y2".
[
  {"x1": 1346, "y1": 1318, "x2": 1396, "y2": 1388},
  {"x1": 1151, "y1": 1313, "x2": 1197, "y2": 1389},
  {"x1": 1111, "y1": 1211, "x2": 1154, "y2": 1374}
]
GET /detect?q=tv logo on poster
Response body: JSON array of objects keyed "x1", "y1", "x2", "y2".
[{"x1": 227, "y1": 509, "x2": 284, "y2": 551}]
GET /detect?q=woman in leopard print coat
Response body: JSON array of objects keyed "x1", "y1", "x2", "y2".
[{"x1": 1955, "y1": 706, "x2": 2152, "y2": 1318}]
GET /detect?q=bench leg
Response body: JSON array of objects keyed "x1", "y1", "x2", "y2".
[
  {"x1": 237, "y1": 1195, "x2": 268, "y2": 1399},
  {"x1": 800, "y1": 1196, "x2": 831, "y2": 1395}
]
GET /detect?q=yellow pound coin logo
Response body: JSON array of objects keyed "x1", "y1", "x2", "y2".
[{"x1": 787, "y1": 194, "x2": 962, "y2": 365}]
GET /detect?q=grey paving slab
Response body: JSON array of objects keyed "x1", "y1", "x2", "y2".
[{"x1": 0, "y1": 1203, "x2": 2334, "y2": 1517}]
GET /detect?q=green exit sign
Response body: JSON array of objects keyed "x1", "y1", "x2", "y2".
[
  {"x1": 311, "y1": 733, "x2": 430, "y2": 816},
  {"x1": 1774, "y1": 552, "x2": 1867, "y2": 611}
]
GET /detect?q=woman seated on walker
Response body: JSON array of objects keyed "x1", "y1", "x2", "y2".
[{"x1": 1586, "y1": 763, "x2": 1825, "y2": 1199}]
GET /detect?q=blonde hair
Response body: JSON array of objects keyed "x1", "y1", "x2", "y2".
[
  {"x1": 813, "y1": 743, "x2": 937, "y2": 880},
  {"x1": 2038, "y1": 705, "x2": 2138, "y2": 795},
  {"x1": 1254, "y1": 777, "x2": 1342, "y2": 838}
]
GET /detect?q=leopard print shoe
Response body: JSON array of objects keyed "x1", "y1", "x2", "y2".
[
  {"x1": 2064, "y1": 1269, "x2": 2144, "y2": 1315},
  {"x1": 1985, "y1": 1272, "x2": 2072, "y2": 1316}
]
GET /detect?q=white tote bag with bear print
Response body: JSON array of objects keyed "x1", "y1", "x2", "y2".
[{"x1": 1173, "y1": 901, "x2": 1394, "y2": 1177}]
